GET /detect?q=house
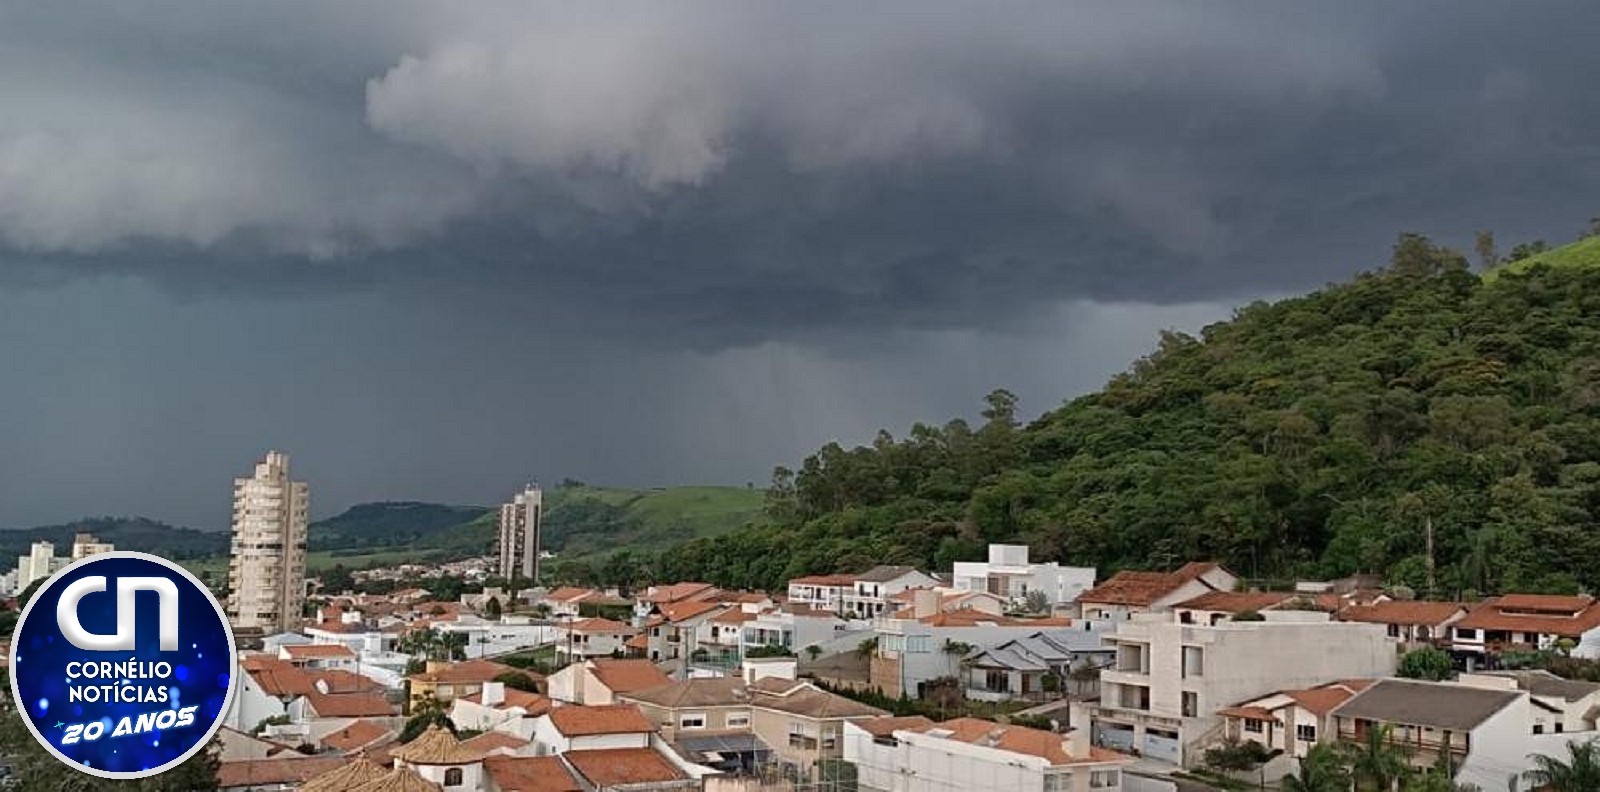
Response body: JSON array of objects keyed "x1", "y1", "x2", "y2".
[
  {"x1": 540, "y1": 587, "x2": 626, "y2": 619},
  {"x1": 407, "y1": 659, "x2": 525, "y2": 710},
  {"x1": 562, "y1": 748, "x2": 699, "y2": 792},
  {"x1": 529, "y1": 704, "x2": 658, "y2": 754},
  {"x1": 885, "y1": 587, "x2": 1009, "y2": 619},
  {"x1": 1457, "y1": 670, "x2": 1600, "y2": 735},
  {"x1": 697, "y1": 606, "x2": 757, "y2": 666},
  {"x1": 1089, "y1": 613, "x2": 1396, "y2": 767},
  {"x1": 279, "y1": 642, "x2": 356, "y2": 668},
  {"x1": 390, "y1": 724, "x2": 490, "y2": 790},
  {"x1": 845, "y1": 716, "x2": 1133, "y2": 792},
  {"x1": 960, "y1": 628, "x2": 1115, "y2": 703},
  {"x1": 787, "y1": 574, "x2": 856, "y2": 613},
  {"x1": 656, "y1": 599, "x2": 730, "y2": 664},
  {"x1": 555, "y1": 617, "x2": 637, "y2": 661},
  {"x1": 843, "y1": 566, "x2": 941, "y2": 619},
  {"x1": 1075, "y1": 563, "x2": 1238, "y2": 622},
  {"x1": 1339, "y1": 600, "x2": 1469, "y2": 646},
  {"x1": 617, "y1": 676, "x2": 778, "y2": 775},
  {"x1": 547, "y1": 658, "x2": 674, "y2": 705},
  {"x1": 1330, "y1": 678, "x2": 1545, "y2": 791},
  {"x1": 635, "y1": 582, "x2": 720, "y2": 620},
  {"x1": 741, "y1": 606, "x2": 846, "y2": 655},
  {"x1": 449, "y1": 680, "x2": 553, "y2": 736},
  {"x1": 1450, "y1": 594, "x2": 1600, "y2": 659},
  {"x1": 870, "y1": 598, "x2": 1081, "y2": 698},
  {"x1": 318, "y1": 718, "x2": 398, "y2": 755},
  {"x1": 295, "y1": 756, "x2": 390, "y2": 792},
  {"x1": 951, "y1": 544, "x2": 1099, "y2": 609},
  {"x1": 745, "y1": 677, "x2": 888, "y2": 780},
  {"x1": 1170, "y1": 590, "x2": 1312, "y2": 626},
  {"x1": 1216, "y1": 679, "x2": 1373, "y2": 758},
  {"x1": 482, "y1": 755, "x2": 583, "y2": 792}
]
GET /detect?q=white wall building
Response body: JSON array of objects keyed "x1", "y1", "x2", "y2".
[
  {"x1": 845, "y1": 716, "x2": 1131, "y2": 792},
  {"x1": 227, "y1": 451, "x2": 310, "y2": 634},
  {"x1": 13, "y1": 541, "x2": 66, "y2": 595},
  {"x1": 1091, "y1": 612, "x2": 1397, "y2": 767},
  {"x1": 952, "y1": 544, "x2": 1097, "y2": 608},
  {"x1": 741, "y1": 608, "x2": 846, "y2": 654}
]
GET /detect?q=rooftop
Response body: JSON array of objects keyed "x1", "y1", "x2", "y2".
[
  {"x1": 300, "y1": 757, "x2": 389, "y2": 792},
  {"x1": 748, "y1": 678, "x2": 887, "y2": 719},
  {"x1": 547, "y1": 703, "x2": 658, "y2": 736},
  {"x1": 388, "y1": 725, "x2": 486, "y2": 766},
  {"x1": 912, "y1": 718, "x2": 1130, "y2": 766},
  {"x1": 563, "y1": 748, "x2": 688, "y2": 787},
  {"x1": 622, "y1": 677, "x2": 748, "y2": 709},
  {"x1": 1339, "y1": 600, "x2": 1468, "y2": 626},
  {"x1": 484, "y1": 756, "x2": 583, "y2": 792},
  {"x1": 218, "y1": 756, "x2": 349, "y2": 789},
  {"x1": 1331, "y1": 679, "x2": 1522, "y2": 732},
  {"x1": 588, "y1": 658, "x2": 673, "y2": 694}
]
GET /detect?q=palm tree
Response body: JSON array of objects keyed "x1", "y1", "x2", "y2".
[
  {"x1": 1524, "y1": 738, "x2": 1600, "y2": 792},
  {"x1": 1341, "y1": 723, "x2": 1414, "y2": 791},
  {"x1": 1284, "y1": 744, "x2": 1351, "y2": 792}
]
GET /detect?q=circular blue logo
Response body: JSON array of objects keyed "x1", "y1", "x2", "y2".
[{"x1": 8, "y1": 551, "x2": 237, "y2": 779}]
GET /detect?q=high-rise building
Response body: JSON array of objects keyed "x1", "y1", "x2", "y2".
[
  {"x1": 226, "y1": 451, "x2": 309, "y2": 634},
  {"x1": 14, "y1": 541, "x2": 67, "y2": 594},
  {"x1": 70, "y1": 532, "x2": 114, "y2": 560},
  {"x1": 497, "y1": 484, "x2": 543, "y2": 585}
]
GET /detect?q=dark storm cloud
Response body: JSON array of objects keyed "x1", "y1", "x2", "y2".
[{"x1": 3, "y1": 2, "x2": 1598, "y2": 349}]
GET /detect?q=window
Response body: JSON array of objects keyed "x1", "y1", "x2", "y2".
[
  {"x1": 443, "y1": 768, "x2": 463, "y2": 787},
  {"x1": 680, "y1": 713, "x2": 707, "y2": 730},
  {"x1": 1387, "y1": 624, "x2": 1401, "y2": 638},
  {"x1": 1456, "y1": 628, "x2": 1478, "y2": 640},
  {"x1": 1534, "y1": 724, "x2": 1545, "y2": 735},
  {"x1": 1044, "y1": 774, "x2": 1067, "y2": 792},
  {"x1": 1556, "y1": 723, "x2": 1565, "y2": 733},
  {"x1": 1182, "y1": 646, "x2": 1203, "y2": 678},
  {"x1": 727, "y1": 713, "x2": 750, "y2": 729},
  {"x1": 1182, "y1": 691, "x2": 1198, "y2": 718},
  {"x1": 1244, "y1": 718, "x2": 1263, "y2": 734},
  {"x1": 985, "y1": 670, "x2": 1011, "y2": 692},
  {"x1": 907, "y1": 635, "x2": 931, "y2": 654},
  {"x1": 1090, "y1": 770, "x2": 1119, "y2": 789},
  {"x1": 1296, "y1": 724, "x2": 1316, "y2": 742}
]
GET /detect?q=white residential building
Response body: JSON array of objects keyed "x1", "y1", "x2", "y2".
[
  {"x1": 741, "y1": 607, "x2": 846, "y2": 655},
  {"x1": 13, "y1": 541, "x2": 66, "y2": 594},
  {"x1": 555, "y1": 617, "x2": 636, "y2": 661},
  {"x1": 69, "y1": 532, "x2": 114, "y2": 560},
  {"x1": 845, "y1": 716, "x2": 1131, "y2": 792},
  {"x1": 497, "y1": 484, "x2": 544, "y2": 584},
  {"x1": 528, "y1": 705, "x2": 656, "y2": 755},
  {"x1": 227, "y1": 451, "x2": 310, "y2": 634},
  {"x1": 843, "y1": 566, "x2": 941, "y2": 619},
  {"x1": 871, "y1": 592, "x2": 1091, "y2": 698},
  {"x1": 952, "y1": 544, "x2": 1097, "y2": 609},
  {"x1": 787, "y1": 574, "x2": 856, "y2": 613},
  {"x1": 1091, "y1": 612, "x2": 1397, "y2": 767},
  {"x1": 1075, "y1": 563, "x2": 1238, "y2": 622},
  {"x1": 435, "y1": 616, "x2": 557, "y2": 659}
]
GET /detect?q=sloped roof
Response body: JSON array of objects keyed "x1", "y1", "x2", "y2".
[
  {"x1": 562, "y1": 617, "x2": 634, "y2": 634},
  {"x1": 218, "y1": 756, "x2": 348, "y2": 788},
  {"x1": 409, "y1": 659, "x2": 524, "y2": 685},
  {"x1": 1454, "y1": 595, "x2": 1600, "y2": 636},
  {"x1": 856, "y1": 716, "x2": 936, "y2": 737},
  {"x1": 1339, "y1": 600, "x2": 1467, "y2": 626},
  {"x1": 564, "y1": 748, "x2": 687, "y2": 787},
  {"x1": 639, "y1": 582, "x2": 718, "y2": 603},
  {"x1": 659, "y1": 599, "x2": 727, "y2": 623},
  {"x1": 1286, "y1": 685, "x2": 1366, "y2": 717},
  {"x1": 321, "y1": 719, "x2": 396, "y2": 753},
  {"x1": 1077, "y1": 571, "x2": 1194, "y2": 607},
  {"x1": 484, "y1": 756, "x2": 583, "y2": 792},
  {"x1": 748, "y1": 679, "x2": 886, "y2": 719},
  {"x1": 461, "y1": 730, "x2": 530, "y2": 755},
  {"x1": 1174, "y1": 590, "x2": 1298, "y2": 613},
  {"x1": 914, "y1": 718, "x2": 1131, "y2": 766},
  {"x1": 305, "y1": 690, "x2": 395, "y2": 718},
  {"x1": 854, "y1": 565, "x2": 925, "y2": 583},
  {"x1": 1476, "y1": 670, "x2": 1600, "y2": 702},
  {"x1": 790, "y1": 574, "x2": 856, "y2": 586},
  {"x1": 283, "y1": 643, "x2": 356, "y2": 659},
  {"x1": 547, "y1": 704, "x2": 657, "y2": 736},
  {"x1": 589, "y1": 658, "x2": 673, "y2": 694},
  {"x1": 622, "y1": 677, "x2": 747, "y2": 709},
  {"x1": 1331, "y1": 679, "x2": 1521, "y2": 732},
  {"x1": 301, "y1": 757, "x2": 390, "y2": 792},
  {"x1": 389, "y1": 725, "x2": 485, "y2": 766},
  {"x1": 461, "y1": 688, "x2": 552, "y2": 715},
  {"x1": 1216, "y1": 706, "x2": 1280, "y2": 723},
  {"x1": 712, "y1": 609, "x2": 758, "y2": 625},
  {"x1": 348, "y1": 766, "x2": 443, "y2": 792}
]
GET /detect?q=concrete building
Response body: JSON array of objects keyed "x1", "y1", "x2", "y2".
[
  {"x1": 13, "y1": 541, "x2": 67, "y2": 594},
  {"x1": 1090, "y1": 612, "x2": 1397, "y2": 767},
  {"x1": 69, "y1": 532, "x2": 114, "y2": 560},
  {"x1": 845, "y1": 717, "x2": 1132, "y2": 792},
  {"x1": 227, "y1": 451, "x2": 310, "y2": 635},
  {"x1": 952, "y1": 544, "x2": 1098, "y2": 609},
  {"x1": 497, "y1": 484, "x2": 544, "y2": 584}
]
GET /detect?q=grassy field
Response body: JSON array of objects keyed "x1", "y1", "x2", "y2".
[{"x1": 1485, "y1": 235, "x2": 1600, "y2": 281}]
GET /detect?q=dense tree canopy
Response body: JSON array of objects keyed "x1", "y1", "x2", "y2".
[{"x1": 656, "y1": 233, "x2": 1600, "y2": 595}]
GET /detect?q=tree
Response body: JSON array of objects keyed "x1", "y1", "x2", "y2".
[
  {"x1": 484, "y1": 596, "x2": 502, "y2": 619},
  {"x1": 1022, "y1": 589, "x2": 1050, "y2": 615},
  {"x1": 493, "y1": 671, "x2": 540, "y2": 692},
  {"x1": 400, "y1": 700, "x2": 453, "y2": 743},
  {"x1": 1524, "y1": 738, "x2": 1600, "y2": 792},
  {"x1": 1474, "y1": 230, "x2": 1498, "y2": 272},
  {"x1": 1340, "y1": 723, "x2": 1413, "y2": 791},
  {"x1": 856, "y1": 637, "x2": 879, "y2": 661},
  {"x1": 805, "y1": 644, "x2": 823, "y2": 661},
  {"x1": 1283, "y1": 743, "x2": 1352, "y2": 792},
  {"x1": 1204, "y1": 738, "x2": 1274, "y2": 775},
  {"x1": 1397, "y1": 647, "x2": 1453, "y2": 681}
]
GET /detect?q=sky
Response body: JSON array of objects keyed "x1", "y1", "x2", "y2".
[{"x1": 1, "y1": 2, "x2": 1597, "y2": 529}]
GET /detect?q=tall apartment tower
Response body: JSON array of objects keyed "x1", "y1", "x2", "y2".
[
  {"x1": 497, "y1": 484, "x2": 543, "y2": 585},
  {"x1": 226, "y1": 451, "x2": 309, "y2": 634}
]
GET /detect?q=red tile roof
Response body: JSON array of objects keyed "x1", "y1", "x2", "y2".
[
  {"x1": 461, "y1": 731, "x2": 530, "y2": 755},
  {"x1": 284, "y1": 643, "x2": 356, "y2": 659},
  {"x1": 712, "y1": 609, "x2": 758, "y2": 625},
  {"x1": 1174, "y1": 590, "x2": 1298, "y2": 613},
  {"x1": 218, "y1": 756, "x2": 348, "y2": 788},
  {"x1": 916, "y1": 718, "x2": 1131, "y2": 766},
  {"x1": 409, "y1": 660, "x2": 523, "y2": 685},
  {"x1": 1078, "y1": 571, "x2": 1194, "y2": 607},
  {"x1": 1216, "y1": 706, "x2": 1280, "y2": 723},
  {"x1": 790, "y1": 574, "x2": 856, "y2": 587},
  {"x1": 462, "y1": 688, "x2": 551, "y2": 715},
  {"x1": 485, "y1": 756, "x2": 583, "y2": 792},
  {"x1": 639, "y1": 582, "x2": 718, "y2": 603},
  {"x1": 588, "y1": 659, "x2": 673, "y2": 695},
  {"x1": 1454, "y1": 595, "x2": 1600, "y2": 637},
  {"x1": 321, "y1": 719, "x2": 396, "y2": 753},
  {"x1": 564, "y1": 748, "x2": 687, "y2": 787},
  {"x1": 547, "y1": 704, "x2": 657, "y2": 736},
  {"x1": 659, "y1": 599, "x2": 727, "y2": 623},
  {"x1": 1340, "y1": 600, "x2": 1467, "y2": 626},
  {"x1": 562, "y1": 617, "x2": 635, "y2": 634},
  {"x1": 304, "y1": 690, "x2": 396, "y2": 718}
]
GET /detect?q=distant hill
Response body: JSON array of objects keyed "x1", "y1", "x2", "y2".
[
  {"x1": 1486, "y1": 235, "x2": 1600, "y2": 281},
  {"x1": 309, "y1": 502, "x2": 493, "y2": 552},
  {"x1": 0, "y1": 517, "x2": 228, "y2": 563}
]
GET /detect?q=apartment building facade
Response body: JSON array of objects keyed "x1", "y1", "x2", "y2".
[
  {"x1": 227, "y1": 450, "x2": 310, "y2": 634},
  {"x1": 497, "y1": 484, "x2": 543, "y2": 584}
]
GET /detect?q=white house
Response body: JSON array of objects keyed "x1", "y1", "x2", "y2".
[
  {"x1": 435, "y1": 616, "x2": 557, "y2": 659},
  {"x1": 952, "y1": 544, "x2": 1097, "y2": 609},
  {"x1": 960, "y1": 628, "x2": 1114, "y2": 703},
  {"x1": 1450, "y1": 594, "x2": 1600, "y2": 660},
  {"x1": 845, "y1": 716, "x2": 1132, "y2": 792},
  {"x1": 741, "y1": 606, "x2": 846, "y2": 655},
  {"x1": 448, "y1": 681, "x2": 553, "y2": 737},
  {"x1": 547, "y1": 658, "x2": 673, "y2": 706},
  {"x1": 787, "y1": 574, "x2": 856, "y2": 613},
  {"x1": 870, "y1": 598, "x2": 1086, "y2": 698},
  {"x1": 555, "y1": 617, "x2": 636, "y2": 661},
  {"x1": 1216, "y1": 679, "x2": 1373, "y2": 759},
  {"x1": 528, "y1": 704, "x2": 657, "y2": 755},
  {"x1": 1074, "y1": 563, "x2": 1237, "y2": 623},
  {"x1": 842, "y1": 566, "x2": 941, "y2": 619}
]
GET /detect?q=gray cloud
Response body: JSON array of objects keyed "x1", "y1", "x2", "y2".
[{"x1": 1, "y1": 2, "x2": 1599, "y2": 524}]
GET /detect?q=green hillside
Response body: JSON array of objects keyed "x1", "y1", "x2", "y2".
[
  {"x1": 0, "y1": 517, "x2": 227, "y2": 562},
  {"x1": 1485, "y1": 235, "x2": 1600, "y2": 281},
  {"x1": 654, "y1": 232, "x2": 1600, "y2": 596}
]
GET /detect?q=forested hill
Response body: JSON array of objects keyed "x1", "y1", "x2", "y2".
[{"x1": 656, "y1": 233, "x2": 1600, "y2": 595}]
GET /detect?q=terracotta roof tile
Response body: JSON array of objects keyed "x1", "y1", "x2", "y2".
[
  {"x1": 1077, "y1": 571, "x2": 1192, "y2": 607},
  {"x1": 218, "y1": 756, "x2": 348, "y2": 788},
  {"x1": 639, "y1": 582, "x2": 718, "y2": 603},
  {"x1": 916, "y1": 718, "x2": 1132, "y2": 766},
  {"x1": 659, "y1": 600, "x2": 727, "y2": 623},
  {"x1": 388, "y1": 725, "x2": 485, "y2": 765},
  {"x1": 305, "y1": 690, "x2": 396, "y2": 718},
  {"x1": 1174, "y1": 590, "x2": 1298, "y2": 613},
  {"x1": 321, "y1": 719, "x2": 396, "y2": 753},
  {"x1": 462, "y1": 688, "x2": 552, "y2": 715},
  {"x1": 348, "y1": 766, "x2": 442, "y2": 792},
  {"x1": 1455, "y1": 595, "x2": 1600, "y2": 636},
  {"x1": 856, "y1": 716, "x2": 936, "y2": 737},
  {"x1": 564, "y1": 748, "x2": 687, "y2": 787},
  {"x1": 790, "y1": 574, "x2": 856, "y2": 587},
  {"x1": 546, "y1": 704, "x2": 657, "y2": 736},
  {"x1": 409, "y1": 660, "x2": 524, "y2": 685},
  {"x1": 588, "y1": 659, "x2": 673, "y2": 694},
  {"x1": 1340, "y1": 600, "x2": 1468, "y2": 626},
  {"x1": 712, "y1": 609, "x2": 757, "y2": 625},
  {"x1": 485, "y1": 756, "x2": 583, "y2": 792},
  {"x1": 562, "y1": 617, "x2": 635, "y2": 634},
  {"x1": 301, "y1": 757, "x2": 389, "y2": 792},
  {"x1": 283, "y1": 643, "x2": 356, "y2": 659},
  {"x1": 461, "y1": 730, "x2": 530, "y2": 755}
]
